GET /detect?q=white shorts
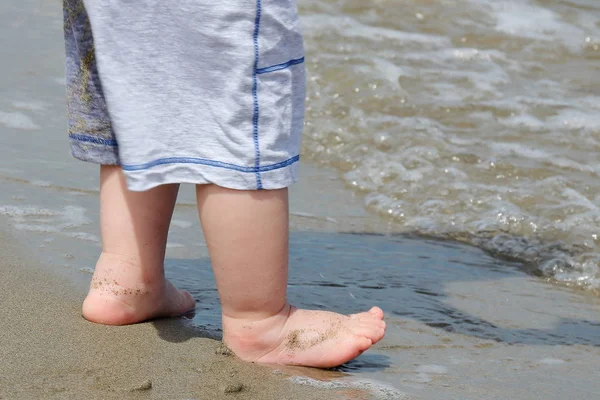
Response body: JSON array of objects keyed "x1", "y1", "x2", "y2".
[{"x1": 64, "y1": 0, "x2": 305, "y2": 191}]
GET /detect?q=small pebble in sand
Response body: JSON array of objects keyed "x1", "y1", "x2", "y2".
[
  {"x1": 130, "y1": 379, "x2": 152, "y2": 391},
  {"x1": 223, "y1": 382, "x2": 244, "y2": 393}
]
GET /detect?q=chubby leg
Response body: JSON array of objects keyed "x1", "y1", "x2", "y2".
[
  {"x1": 196, "y1": 185, "x2": 386, "y2": 368},
  {"x1": 82, "y1": 165, "x2": 195, "y2": 325}
]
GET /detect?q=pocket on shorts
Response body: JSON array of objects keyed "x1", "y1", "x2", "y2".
[
  {"x1": 256, "y1": 60, "x2": 305, "y2": 164},
  {"x1": 257, "y1": 0, "x2": 304, "y2": 67}
]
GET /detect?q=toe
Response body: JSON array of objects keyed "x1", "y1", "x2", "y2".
[
  {"x1": 357, "y1": 336, "x2": 373, "y2": 352},
  {"x1": 350, "y1": 310, "x2": 380, "y2": 322},
  {"x1": 358, "y1": 317, "x2": 386, "y2": 343},
  {"x1": 181, "y1": 290, "x2": 195, "y2": 304},
  {"x1": 354, "y1": 320, "x2": 372, "y2": 332},
  {"x1": 355, "y1": 322, "x2": 385, "y2": 343},
  {"x1": 369, "y1": 307, "x2": 384, "y2": 320},
  {"x1": 179, "y1": 290, "x2": 196, "y2": 312},
  {"x1": 163, "y1": 289, "x2": 196, "y2": 317}
]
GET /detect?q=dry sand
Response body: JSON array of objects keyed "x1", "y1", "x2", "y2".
[{"x1": 0, "y1": 224, "x2": 352, "y2": 400}]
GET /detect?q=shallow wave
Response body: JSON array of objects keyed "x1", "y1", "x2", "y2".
[{"x1": 299, "y1": 0, "x2": 600, "y2": 291}]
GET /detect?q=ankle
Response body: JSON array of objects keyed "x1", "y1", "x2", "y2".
[
  {"x1": 93, "y1": 251, "x2": 165, "y2": 286},
  {"x1": 221, "y1": 301, "x2": 289, "y2": 324},
  {"x1": 222, "y1": 304, "x2": 292, "y2": 354}
]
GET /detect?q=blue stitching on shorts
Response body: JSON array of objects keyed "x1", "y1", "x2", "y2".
[
  {"x1": 256, "y1": 57, "x2": 305, "y2": 74},
  {"x1": 252, "y1": 0, "x2": 263, "y2": 189},
  {"x1": 121, "y1": 155, "x2": 299, "y2": 173},
  {"x1": 69, "y1": 133, "x2": 118, "y2": 147}
]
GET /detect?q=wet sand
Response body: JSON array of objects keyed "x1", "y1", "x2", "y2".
[
  {"x1": 0, "y1": 223, "x2": 340, "y2": 400},
  {"x1": 3, "y1": 168, "x2": 600, "y2": 400}
]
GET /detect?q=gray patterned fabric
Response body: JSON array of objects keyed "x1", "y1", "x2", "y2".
[{"x1": 64, "y1": 0, "x2": 119, "y2": 165}]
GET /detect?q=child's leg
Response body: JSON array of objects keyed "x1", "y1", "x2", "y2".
[
  {"x1": 196, "y1": 185, "x2": 386, "y2": 368},
  {"x1": 82, "y1": 165, "x2": 195, "y2": 325}
]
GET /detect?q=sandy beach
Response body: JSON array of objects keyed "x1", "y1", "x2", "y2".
[
  {"x1": 3, "y1": 168, "x2": 600, "y2": 400},
  {"x1": 0, "y1": 222, "x2": 345, "y2": 400},
  {"x1": 2, "y1": 0, "x2": 600, "y2": 399}
]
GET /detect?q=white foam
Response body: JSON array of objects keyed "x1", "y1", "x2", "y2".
[
  {"x1": 407, "y1": 373, "x2": 431, "y2": 384},
  {"x1": 171, "y1": 220, "x2": 193, "y2": 229},
  {"x1": 12, "y1": 101, "x2": 47, "y2": 111},
  {"x1": 1, "y1": 204, "x2": 97, "y2": 242},
  {"x1": 13, "y1": 224, "x2": 59, "y2": 233},
  {"x1": 291, "y1": 211, "x2": 318, "y2": 218},
  {"x1": 489, "y1": 1, "x2": 585, "y2": 51},
  {"x1": 539, "y1": 358, "x2": 566, "y2": 365},
  {"x1": 0, "y1": 111, "x2": 40, "y2": 130},
  {"x1": 66, "y1": 232, "x2": 100, "y2": 242},
  {"x1": 549, "y1": 109, "x2": 600, "y2": 132},
  {"x1": 58, "y1": 206, "x2": 92, "y2": 229},
  {"x1": 499, "y1": 114, "x2": 545, "y2": 131},
  {"x1": 415, "y1": 364, "x2": 449, "y2": 374},
  {"x1": 0, "y1": 205, "x2": 55, "y2": 217},
  {"x1": 290, "y1": 377, "x2": 408, "y2": 399},
  {"x1": 489, "y1": 143, "x2": 551, "y2": 159},
  {"x1": 302, "y1": 14, "x2": 451, "y2": 48},
  {"x1": 368, "y1": 57, "x2": 406, "y2": 88},
  {"x1": 30, "y1": 180, "x2": 52, "y2": 187}
]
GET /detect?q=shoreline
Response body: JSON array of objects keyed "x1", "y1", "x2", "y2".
[
  {"x1": 0, "y1": 221, "x2": 350, "y2": 400},
  {"x1": 2, "y1": 153, "x2": 600, "y2": 400}
]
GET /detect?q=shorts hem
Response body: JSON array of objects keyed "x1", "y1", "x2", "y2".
[
  {"x1": 122, "y1": 157, "x2": 300, "y2": 191},
  {"x1": 70, "y1": 138, "x2": 120, "y2": 166}
]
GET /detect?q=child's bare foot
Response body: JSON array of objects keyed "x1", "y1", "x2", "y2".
[
  {"x1": 222, "y1": 304, "x2": 386, "y2": 368},
  {"x1": 82, "y1": 252, "x2": 195, "y2": 325}
]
